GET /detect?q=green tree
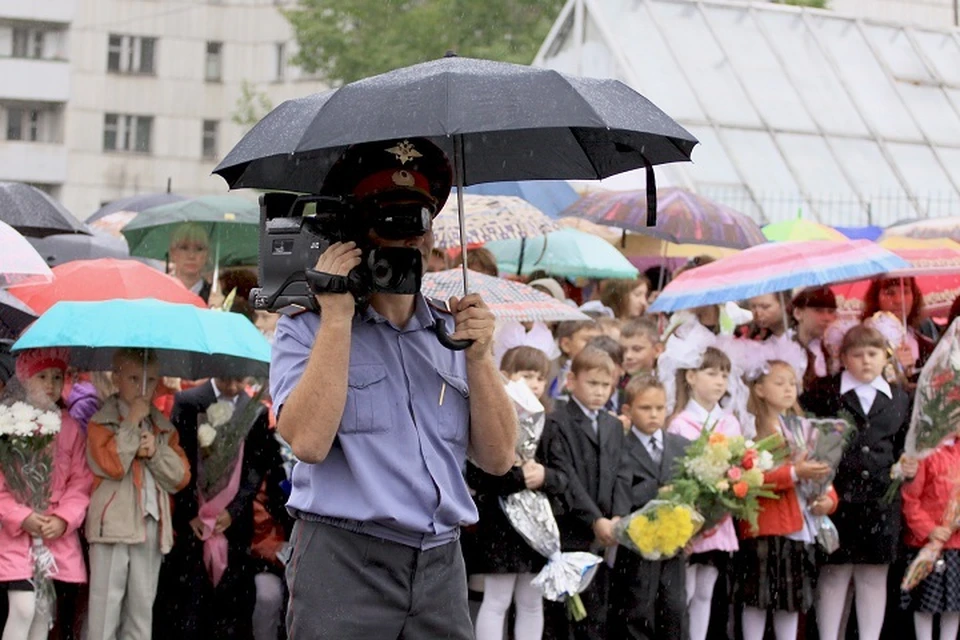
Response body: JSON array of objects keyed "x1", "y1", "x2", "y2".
[
  {"x1": 232, "y1": 80, "x2": 273, "y2": 131},
  {"x1": 778, "y1": 0, "x2": 829, "y2": 8},
  {"x1": 284, "y1": 0, "x2": 566, "y2": 85}
]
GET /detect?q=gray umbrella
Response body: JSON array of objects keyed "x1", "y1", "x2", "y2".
[
  {"x1": 27, "y1": 229, "x2": 130, "y2": 266},
  {"x1": 214, "y1": 56, "x2": 697, "y2": 193},
  {"x1": 0, "y1": 290, "x2": 37, "y2": 340},
  {"x1": 87, "y1": 192, "x2": 188, "y2": 223},
  {"x1": 0, "y1": 182, "x2": 88, "y2": 237}
]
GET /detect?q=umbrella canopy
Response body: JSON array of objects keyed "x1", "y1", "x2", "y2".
[
  {"x1": 463, "y1": 180, "x2": 579, "y2": 218},
  {"x1": 0, "y1": 220, "x2": 53, "y2": 286},
  {"x1": 0, "y1": 290, "x2": 36, "y2": 341},
  {"x1": 833, "y1": 238, "x2": 960, "y2": 317},
  {"x1": 28, "y1": 229, "x2": 129, "y2": 266},
  {"x1": 432, "y1": 195, "x2": 559, "y2": 250},
  {"x1": 8, "y1": 258, "x2": 207, "y2": 314},
  {"x1": 13, "y1": 299, "x2": 269, "y2": 378},
  {"x1": 88, "y1": 192, "x2": 188, "y2": 223},
  {"x1": 422, "y1": 269, "x2": 588, "y2": 323},
  {"x1": 560, "y1": 187, "x2": 765, "y2": 250},
  {"x1": 834, "y1": 225, "x2": 883, "y2": 242},
  {"x1": 213, "y1": 56, "x2": 697, "y2": 193},
  {"x1": 882, "y1": 217, "x2": 960, "y2": 244},
  {"x1": 121, "y1": 195, "x2": 259, "y2": 265},
  {"x1": 0, "y1": 182, "x2": 88, "y2": 237},
  {"x1": 486, "y1": 228, "x2": 640, "y2": 280},
  {"x1": 557, "y1": 218, "x2": 738, "y2": 260},
  {"x1": 649, "y1": 240, "x2": 910, "y2": 313},
  {"x1": 762, "y1": 219, "x2": 848, "y2": 242}
]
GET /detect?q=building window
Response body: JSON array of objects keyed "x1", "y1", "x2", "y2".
[
  {"x1": 6, "y1": 108, "x2": 23, "y2": 140},
  {"x1": 202, "y1": 120, "x2": 218, "y2": 159},
  {"x1": 106, "y1": 34, "x2": 157, "y2": 74},
  {"x1": 274, "y1": 43, "x2": 286, "y2": 81},
  {"x1": 103, "y1": 113, "x2": 153, "y2": 153},
  {"x1": 12, "y1": 28, "x2": 46, "y2": 59},
  {"x1": 205, "y1": 41, "x2": 222, "y2": 82}
]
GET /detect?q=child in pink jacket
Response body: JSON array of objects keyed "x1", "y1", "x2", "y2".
[{"x1": 0, "y1": 348, "x2": 93, "y2": 640}]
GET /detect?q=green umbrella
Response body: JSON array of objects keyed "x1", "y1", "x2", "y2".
[
  {"x1": 121, "y1": 195, "x2": 259, "y2": 268},
  {"x1": 486, "y1": 228, "x2": 639, "y2": 280}
]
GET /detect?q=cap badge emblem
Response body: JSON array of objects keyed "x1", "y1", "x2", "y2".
[{"x1": 386, "y1": 140, "x2": 422, "y2": 165}]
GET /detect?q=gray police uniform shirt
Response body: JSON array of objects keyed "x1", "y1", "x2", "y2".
[{"x1": 270, "y1": 294, "x2": 478, "y2": 550}]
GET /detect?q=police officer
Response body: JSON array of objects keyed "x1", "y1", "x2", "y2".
[{"x1": 271, "y1": 138, "x2": 517, "y2": 639}]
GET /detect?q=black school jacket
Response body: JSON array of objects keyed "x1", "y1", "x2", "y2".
[
  {"x1": 616, "y1": 430, "x2": 690, "y2": 515},
  {"x1": 544, "y1": 399, "x2": 631, "y2": 552},
  {"x1": 800, "y1": 374, "x2": 911, "y2": 504}
]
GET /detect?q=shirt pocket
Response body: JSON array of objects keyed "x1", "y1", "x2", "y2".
[
  {"x1": 343, "y1": 364, "x2": 389, "y2": 434},
  {"x1": 436, "y1": 369, "x2": 470, "y2": 445}
]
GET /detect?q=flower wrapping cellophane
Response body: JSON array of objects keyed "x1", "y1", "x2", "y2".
[{"x1": 498, "y1": 380, "x2": 601, "y2": 618}]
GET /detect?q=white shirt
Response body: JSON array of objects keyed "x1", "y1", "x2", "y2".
[
  {"x1": 632, "y1": 427, "x2": 663, "y2": 461},
  {"x1": 571, "y1": 396, "x2": 600, "y2": 435},
  {"x1": 840, "y1": 370, "x2": 892, "y2": 415},
  {"x1": 211, "y1": 379, "x2": 239, "y2": 406},
  {"x1": 190, "y1": 279, "x2": 205, "y2": 296},
  {"x1": 683, "y1": 399, "x2": 727, "y2": 429}
]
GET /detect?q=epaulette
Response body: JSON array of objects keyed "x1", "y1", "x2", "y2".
[{"x1": 276, "y1": 304, "x2": 318, "y2": 318}]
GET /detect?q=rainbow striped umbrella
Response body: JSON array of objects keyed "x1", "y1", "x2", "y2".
[
  {"x1": 649, "y1": 240, "x2": 910, "y2": 313},
  {"x1": 560, "y1": 187, "x2": 765, "y2": 250}
]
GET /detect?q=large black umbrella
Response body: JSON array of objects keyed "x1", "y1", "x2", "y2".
[
  {"x1": 0, "y1": 290, "x2": 37, "y2": 341},
  {"x1": 214, "y1": 55, "x2": 696, "y2": 301},
  {"x1": 28, "y1": 229, "x2": 130, "y2": 266},
  {"x1": 0, "y1": 182, "x2": 88, "y2": 237},
  {"x1": 214, "y1": 56, "x2": 697, "y2": 194},
  {"x1": 87, "y1": 192, "x2": 187, "y2": 223}
]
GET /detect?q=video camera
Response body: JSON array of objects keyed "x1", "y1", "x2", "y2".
[{"x1": 249, "y1": 192, "x2": 431, "y2": 315}]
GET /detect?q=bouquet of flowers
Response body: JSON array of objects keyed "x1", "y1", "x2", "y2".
[
  {"x1": 782, "y1": 414, "x2": 857, "y2": 553},
  {"x1": 197, "y1": 387, "x2": 265, "y2": 499},
  {"x1": 902, "y1": 481, "x2": 960, "y2": 591},
  {"x1": 0, "y1": 399, "x2": 63, "y2": 623},
  {"x1": 498, "y1": 380, "x2": 602, "y2": 621},
  {"x1": 615, "y1": 500, "x2": 704, "y2": 560},
  {"x1": 904, "y1": 320, "x2": 960, "y2": 456},
  {"x1": 659, "y1": 429, "x2": 785, "y2": 532}
]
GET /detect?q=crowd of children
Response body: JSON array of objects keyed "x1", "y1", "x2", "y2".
[
  {"x1": 465, "y1": 273, "x2": 960, "y2": 640},
  {"x1": 3, "y1": 264, "x2": 960, "y2": 640}
]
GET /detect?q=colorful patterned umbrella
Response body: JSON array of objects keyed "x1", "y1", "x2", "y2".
[
  {"x1": 557, "y1": 218, "x2": 738, "y2": 260},
  {"x1": 649, "y1": 240, "x2": 910, "y2": 313},
  {"x1": 0, "y1": 220, "x2": 53, "y2": 286},
  {"x1": 486, "y1": 228, "x2": 640, "y2": 280},
  {"x1": 881, "y1": 216, "x2": 960, "y2": 244},
  {"x1": 422, "y1": 270, "x2": 588, "y2": 323},
  {"x1": 432, "y1": 195, "x2": 559, "y2": 250},
  {"x1": 560, "y1": 187, "x2": 766, "y2": 249},
  {"x1": 833, "y1": 238, "x2": 960, "y2": 317},
  {"x1": 763, "y1": 219, "x2": 847, "y2": 242}
]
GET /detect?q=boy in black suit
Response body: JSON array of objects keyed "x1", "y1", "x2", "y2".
[
  {"x1": 800, "y1": 325, "x2": 918, "y2": 640},
  {"x1": 610, "y1": 375, "x2": 689, "y2": 640},
  {"x1": 543, "y1": 346, "x2": 631, "y2": 640},
  {"x1": 153, "y1": 376, "x2": 275, "y2": 640}
]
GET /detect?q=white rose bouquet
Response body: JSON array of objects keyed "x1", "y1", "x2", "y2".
[
  {"x1": 197, "y1": 388, "x2": 265, "y2": 500},
  {"x1": 0, "y1": 398, "x2": 63, "y2": 624}
]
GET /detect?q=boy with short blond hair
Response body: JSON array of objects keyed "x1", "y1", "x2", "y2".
[
  {"x1": 543, "y1": 347, "x2": 631, "y2": 640},
  {"x1": 86, "y1": 348, "x2": 190, "y2": 640}
]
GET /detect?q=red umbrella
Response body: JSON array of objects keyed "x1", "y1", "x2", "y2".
[{"x1": 8, "y1": 258, "x2": 206, "y2": 314}]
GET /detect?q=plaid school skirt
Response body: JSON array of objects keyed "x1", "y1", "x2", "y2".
[{"x1": 901, "y1": 549, "x2": 960, "y2": 614}]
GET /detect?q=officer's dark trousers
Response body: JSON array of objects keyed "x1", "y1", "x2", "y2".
[{"x1": 285, "y1": 519, "x2": 473, "y2": 640}]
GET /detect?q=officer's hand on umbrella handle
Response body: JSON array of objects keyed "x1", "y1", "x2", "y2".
[
  {"x1": 445, "y1": 295, "x2": 495, "y2": 359},
  {"x1": 309, "y1": 242, "x2": 361, "y2": 319}
]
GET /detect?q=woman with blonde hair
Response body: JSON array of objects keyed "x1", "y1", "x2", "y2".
[{"x1": 169, "y1": 223, "x2": 211, "y2": 302}]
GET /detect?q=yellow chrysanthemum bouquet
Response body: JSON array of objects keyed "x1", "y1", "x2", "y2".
[{"x1": 615, "y1": 500, "x2": 704, "y2": 560}]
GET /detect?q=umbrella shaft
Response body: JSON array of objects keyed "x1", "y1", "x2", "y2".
[{"x1": 454, "y1": 135, "x2": 470, "y2": 296}]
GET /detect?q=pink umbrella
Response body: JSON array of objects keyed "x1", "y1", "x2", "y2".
[{"x1": 0, "y1": 219, "x2": 53, "y2": 286}]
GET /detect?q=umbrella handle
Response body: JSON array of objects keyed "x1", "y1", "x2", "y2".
[{"x1": 433, "y1": 321, "x2": 471, "y2": 351}]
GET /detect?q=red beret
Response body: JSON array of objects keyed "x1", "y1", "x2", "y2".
[{"x1": 15, "y1": 347, "x2": 69, "y2": 382}]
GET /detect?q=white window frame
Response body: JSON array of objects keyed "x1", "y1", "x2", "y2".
[
  {"x1": 103, "y1": 113, "x2": 153, "y2": 153},
  {"x1": 201, "y1": 119, "x2": 219, "y2": 159},
  {"x1": 205, "y1": 41, "x2": 223, "y2": 82},
  {"x1": 106, "y1": 34, "x2": 157, "y2": 74}
]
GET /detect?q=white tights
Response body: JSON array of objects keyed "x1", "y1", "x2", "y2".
[
  {"x1": 2, "y1": 590, "x2": 50, "y2": 640},
  {"x1": 914, "y1": 612, "x2": 960, "y2": 640},
  {"x1": 817, "y1": 564, "x2": 889, "y2": 640},
  {"x1": 742, "y1": 606, "x2": 799, "y2": 640},
  {"x1": 686, "y1": 564, "x2": 720, "y2": 640},
  {"x1": 474, "y1": 573, "x2": 544, "y2": 640}
]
